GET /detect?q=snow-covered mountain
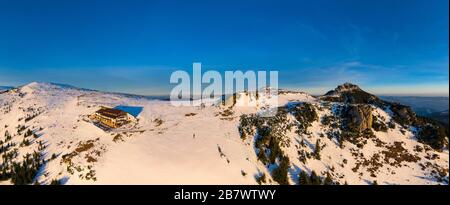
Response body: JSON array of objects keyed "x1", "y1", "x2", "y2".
[{"x1": 0, "y1": 82, "x2": 448, "y2": 185}]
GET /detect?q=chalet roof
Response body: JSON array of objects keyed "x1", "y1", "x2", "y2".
[{"x1": 95, "y1": 107, "x2": 127, "y2": 119}]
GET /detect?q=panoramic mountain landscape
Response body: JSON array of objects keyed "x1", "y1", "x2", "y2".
[
  {"x1": 0, "y1": 82, "x2": 447, "y2": 185},
  {"x1": 1, "y1": 1, "x2": 448, "y2": 197}
]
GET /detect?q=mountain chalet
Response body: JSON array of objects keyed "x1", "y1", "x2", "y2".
[{"x1": 90, "y1": 107, "x2": 135, "y2": 128}]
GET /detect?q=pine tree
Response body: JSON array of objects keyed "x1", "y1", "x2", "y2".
[
  {"x1": 24, "y1": 129, "x2": 32, "y2": 137},
  {"x1": 256, "y1": 173, "x2": 266, "y2": 185},
  {"x1": 323, "y1": 172, "x2": 333, "y2": 185},
  {"x1": 298, "y1": 170, "x2": 311, "y2": 185},
  {"x1": 298, "y1": 150, "x2": 307, "y2": 163},
  {"x1": 338, "y1": 134, "x2": 345, "y2": 148},
  {"x1": 300, "y1": 139, "x2": 305, "y2": 147},
  {"x1": 272, "y1": 156, "x2": 290, "y2": 185},
  {"x1": 257, "y1": 148, "x2": 268, "y2": 165},
  {"x1": 4, "y1": 130, "x2": 11, "y2": 142},
  {"x1": 310, "y1": 171, "x2": 322, "y2": 185},
  {"x1": 17, "y1": 125, "x2": 25, "y2": 134},
  {"x1": 50, "y1": 179, "x2": 61, "y2": 185},
  {"x1": 51, "y1": 153, "x2": 57, "y2": 160},
  {"x1": 268, "y1": 139, "x2": 282, "y2": 164},
  {"x1": 21, "y1": 138, "x2": 30, "y2": 147},
  {"x1": 314, "y1": 139, "x2": 321, "y2": 160}
]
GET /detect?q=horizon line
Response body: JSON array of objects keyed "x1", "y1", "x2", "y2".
[{"x1": 1, "y1": 81, "x2": 448, "y2": 98}]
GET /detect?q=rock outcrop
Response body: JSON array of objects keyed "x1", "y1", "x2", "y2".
[
  {"x1": 389, "y1": 103, "x2": 416, "y2": 127},
  {"x1": 322, "y1": 82, "x2": 382, "y2": 105},
  {"x1": 342, "y1": 104, "x2": 373, "y2": 132},
  {"x1": 325, "y1": 82, "x2": 362, "y2": 96}
]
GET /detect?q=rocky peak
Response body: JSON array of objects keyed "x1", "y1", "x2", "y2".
[
  {"x1": 325, "y1": 82, "x2": 361, "y2": 96},
  {"x1": 322, "y1": 83, "x2": 382, "y2": 105},
  {"x1": 334, "y1": 82, "x2": 361, "y2": 93}
]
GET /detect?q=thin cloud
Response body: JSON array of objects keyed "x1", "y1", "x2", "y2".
[{"x1": 282, "y1": 60, "x2": 448, "y2": 95}]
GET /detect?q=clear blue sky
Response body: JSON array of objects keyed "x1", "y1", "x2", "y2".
[{"x1": 0, "y1": 0, "x2": 448, "y2": 96}]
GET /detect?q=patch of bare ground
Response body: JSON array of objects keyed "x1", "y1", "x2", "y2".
[
  {"x1": 154, "y1": 118, "x2": 163, "y2": 127},
  {"x1": 419, "y1": 162, "x2": 449, "y2": 183},
  {"x1": 60, "y1": 138, "x2": 105, "y2": 181},
  {"x1": 431, "y1": 166, "x2": 448, "y2": 184},
  {"x1": 85, "y1": 154, "x2": 97, "y2": 163},
  {"x1": 424, "y1": 152, "x2": 439, "y2": 160},
  {"x1": 413, "y1": 145, "x2": 423, "y2": 152},
  {"x1": 381, "y1": 142, "x2": 420, "y2": 167},
  {"x1": 353, "y1": 153, "x2": 384, "y2": 177},
  {"x1": 75, "y1": 140, "x2": 96, "y2": 152},
  {"x1": 113, "y1": 134, "x2": 124, "y2": 143},
  {"x1": 217, "y1": 109, "x2": 234, "y2": 121},
  {"x1": 372, "y1": 137, "x2": 386, "y2": 147}
]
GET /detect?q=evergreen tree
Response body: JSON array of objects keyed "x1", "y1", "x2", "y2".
[
  {"x1": 300, "y1": 139, "x2": 305, "y2": 147},
  {"x1": 314, "y1": 139, "x2": 321, "y2": 160},
  {"x1": 298, "y1": 150, "x2": 307, "y2": 163},
  {"x1": 272, "y1": 156, "x2": 290, "y2": 185},
  {"x1": 9, "y1": 151, "x2": 42, "y2": 185},
  {"x1": 323, "y1": 172, "x2": 333, "y2": 185},
  {"x1": 21, "y1": 138, "x2": 30, "y2": 147},
  {"x1": 17, "y1": 125, "x2": 25, "y2": 134},
  {"x1": 298, "y1": 170, "x2": 311, "y2": 185},
  {"x1": 338, "y1": 134, "x2": 345, "y2": 148},
  {"x1": 4, "y1": 130, "x2": 11, "y2": 142},
  {"x1": 310, "y1": 171, "x2": 322, "y2": 185},
  {"x1": 50, "y1": 179, "x2": 61, "y2": 185},
  {"x1": 257, "y1": 148, "x2": 268, "y2": 165},
  {"x1": 24, "y1": 129, "x2": 33, "y2": 137},
  {"x1": 268, "y1": 139, "x2": 282, "y2": 164},
  {"x1": 255, "y1": 173, "x2": 267, "y2": 185}
]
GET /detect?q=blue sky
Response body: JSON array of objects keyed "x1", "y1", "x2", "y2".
[{"x1": 0, "y1": 0, "x2": 448, "y2": 96}]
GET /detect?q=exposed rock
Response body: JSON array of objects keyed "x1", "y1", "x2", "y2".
[
  {"x1": 342, "y1": 104, "x2": 373, "y2": 132},
  {"x1": 416, "y1": 118, "x2": 449, "y2": 150},
  {"x1": 322, "y1": 83, "x2": 382, "y2": 105},
  {"x1": 389, "y1": 103, "x2": 416, "y2": 127},
  {"x1": 325, "y1": 83, "x2": 361, "y2": 95},
  {"x1": 372, "y1": 115, "x2": 388, "y2": 132}
]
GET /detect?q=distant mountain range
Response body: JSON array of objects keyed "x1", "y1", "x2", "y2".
[
  {"x1": 380, "y1": 96, "x2": 449, "y2": 125},
  {"x1": 380, "y1": 96, "x2": 448, "y2": 115},
  {"x1": 0, "y1": 86, "x2": 14, "y2": 92},
  {"x1": 426, "y1": 110, "x2": 449, "y2": 126}
]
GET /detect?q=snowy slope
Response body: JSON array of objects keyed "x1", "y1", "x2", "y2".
[{"x1": 0, "y1": 82, "x2": 448, "y2": 185}]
